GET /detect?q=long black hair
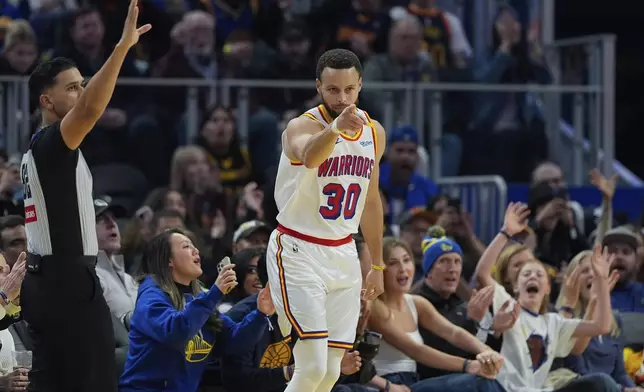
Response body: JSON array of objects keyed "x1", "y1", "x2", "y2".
[{"x1": 139, "y1": 228, "x2": 222, "y2": 331}]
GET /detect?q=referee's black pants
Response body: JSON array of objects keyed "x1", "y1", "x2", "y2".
[{"x1": 21, "y1": 254, "x2": 116, "y2": 392}]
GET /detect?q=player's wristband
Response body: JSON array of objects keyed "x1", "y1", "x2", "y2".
[
  {"x1": 330, "y1": 119, "x2": 341, "y2": 134},
  {"x1": 371, "y1": 264, "x2": 385, "y2": 271}
]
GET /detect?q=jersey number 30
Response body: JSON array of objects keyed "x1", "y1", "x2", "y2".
[{"x1": 319, "y1": 183, "x2": 362, "y2": 220}]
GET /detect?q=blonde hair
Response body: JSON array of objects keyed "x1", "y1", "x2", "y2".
[
  {"x1": 554, "y1": 250, "x2": 620, "y2": 337},
  {"x1": 169, "y1": 145, "x2": 208, "y2": 193},
  {"x1": 494, "y1": 243, "x2": 531, "y2": 294},
  {"x1": 4, "y1": 20, "x2": 36, "y2": 52},
  {"x1": 378, "y1": 237, "x2": 413, "y2": 301}
]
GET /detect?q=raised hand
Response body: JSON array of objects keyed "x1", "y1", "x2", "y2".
[
  {"x1": 589, "y1": 169, "x2": 618, "y2": 201},
  {"x1": 119, "y1": 0, "x2": 152, "y2": 49},
  {"x1": 561, "y1": 265, "x2": 583, "y2": 308},
  {"x1": 256, "y1": 283, "x2": 275, "y2": 316},
  {"x1": 502, "y1": 202, "x2": 530, "y2": 236},
  {"x1": 492, "y1": 300, "x2": 520, "y2": 335},
  {"x1": 591, "y1": 244, "x2": 614, "y2": 279},
  {"x1": 466, "y1": 286, "x2": 494, "y2": 322},
  {"x1": 0, "y1": 252, "x2": 26, "y2": 303},
  {"x1": 333, "y1": 104, "x2": 366, "y2": 135}
]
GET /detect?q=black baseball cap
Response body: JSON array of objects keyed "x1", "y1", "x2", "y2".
[
  {"x1": 602, "y1": 226, "x2": 639, "y2": 250},
  {"x1": 233, "y1": 220, "x2": 272, "y2": 244},
  {"x1": 94, "y1": 195, "x2": 127, "y2": 218}
]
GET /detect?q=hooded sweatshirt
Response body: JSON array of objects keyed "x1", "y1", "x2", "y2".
[{"x1": 119, "y1": 276, "x2": 268, "y2": 392}]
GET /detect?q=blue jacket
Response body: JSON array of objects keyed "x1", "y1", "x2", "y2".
[
  {"x1": 119, "y1": 277, "x2": 268, "y2": 392},
  {"x1": 379, "y1": 162, "x2": 438, "y2": 223},
  {"x1": 611, "y1": 282, "x2": 644, "y2": 313}
]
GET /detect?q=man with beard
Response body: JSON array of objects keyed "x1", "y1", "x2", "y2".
[
  {"x1": 379, "y1": 125, "x2": 438, "y2": 224},
  {"x1": 267, "y1": 48, "x2": 385, "y2": 392},
  {"x1": 602, "y1": 227, "x2": 644, "y2": 313}
]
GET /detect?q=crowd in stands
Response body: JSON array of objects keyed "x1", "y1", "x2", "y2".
[{"x1": 0, "y1": 0, "x2": 643, "y2": 391}]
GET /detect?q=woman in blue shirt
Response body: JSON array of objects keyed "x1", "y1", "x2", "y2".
[{"x1": 119, "y1": 228, "x2": 274, "y2": 391}]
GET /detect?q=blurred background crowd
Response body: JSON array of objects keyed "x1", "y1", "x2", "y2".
[{"x1": 1, "y1": 0, "x2": 644, "y2": 390}]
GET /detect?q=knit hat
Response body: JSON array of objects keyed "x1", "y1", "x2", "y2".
[{"x1": 421, "y1": 226, "x2": 463, "y2": 276}]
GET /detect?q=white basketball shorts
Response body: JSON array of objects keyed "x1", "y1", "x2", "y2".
[{"x1": 266, "y1": 226, "x2": 362, "y2": 350}]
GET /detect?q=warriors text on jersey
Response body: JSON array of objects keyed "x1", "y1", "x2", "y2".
[
  {"x1": 274, "y1": 105, "x2": 378, "y2": 240},
  {"x1": 21, "y1": 121, "x2": 98, "y2": 256}
]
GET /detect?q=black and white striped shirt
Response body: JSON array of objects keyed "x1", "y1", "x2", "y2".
[{"x1": 21, "y1": 122, "x2": 98, "y2": 256}]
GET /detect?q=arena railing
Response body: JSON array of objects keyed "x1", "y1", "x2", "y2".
[{"x1": 0, "y1": 77, "x2": 614, "y2": 241}]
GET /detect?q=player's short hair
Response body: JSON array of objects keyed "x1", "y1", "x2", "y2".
[
  {"x1": 316, "y1": 48, "x2": 362, "y2": 80},
  {"x1": 28, "y1": 57, "x2": 77, "y2": 101}
]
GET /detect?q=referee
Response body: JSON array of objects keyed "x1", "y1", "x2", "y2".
[{"x1": 20, "y1": 2, "x2": 150, "y2": 391}]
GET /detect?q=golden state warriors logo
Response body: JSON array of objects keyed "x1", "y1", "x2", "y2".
[
  {"x1": 260, "y1": 336, "x2": 292, "y2": 368},
  {"x1": 185, "y1": 331, "x2": 213, "y2": 363},
  {"x1": 440, "y1": 243, "x2": 453, "y2": 252}
]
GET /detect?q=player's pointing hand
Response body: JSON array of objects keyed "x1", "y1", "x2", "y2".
[
  {"x1": 119, "y1": 0, "x2": 152, "y2": 49},
  {"x1": 334, "y1": 104, "x2": 366, "y2": 135}
]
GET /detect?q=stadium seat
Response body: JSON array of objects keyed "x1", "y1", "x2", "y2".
[{"x1": 91, "y1": 164, "x2": 150, "y2": 217}]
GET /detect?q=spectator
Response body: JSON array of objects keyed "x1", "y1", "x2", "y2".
[
  {"x1": 463, "y1": 4, "x2": 551, "y2": 183},
  {"x1": 0, "y1": 158, "x2": 24, "y2": 217},
  {"x1": 119, "y1": 228, "x2": 274, "y2": 392},
  {"x1": 195, "y1": 106, "x2": 252, "y2": 196},
  {"x1": 368, "y1": 237, "x2": 504, "y2": 391},
  {"x1": 143, "y1": 187, "x2": 188, "y2": 221},
  {"x1": 222, "y1": 249, "x2": 371, "y2": 392},
  {"x1": 235, "y1": 182, "x2": 266, "y2": 228},
  {"x1": 232, "y1": 219, "x2": 272, "y2": 253},
  {"x1": 396, "y1": 207, "x2": 436, "y2": 281},
  {"x1": 94, "y1": 196, "x2": 138, "y2": 323},
  {"x1": 379, "y1": 125, "x2": 438, "y2": 225},
  {"x1": 0, "y1": 215, "x2": 26, "y2": 267},
  {"x1": 0, "y1": 20, "x2": 38, "y2": 75},
  {"x1": 429, "y1": 195, "x2": 486, "y2": 285},
  {"x1": 603, "y1": 227, "x2": 644, "y2": 313},
  {"x1": 475, "y1": 203, "x2": 621, "y2": 392},
  {"x1": 392, "y1": 0, "x2": 472, "y2": 69},
  {"x1": 410, "y1": 226, "x2": 514, "y2": 378},
  {"x1": 555, "y1": 251, "x2": 635, "y2": 390},
  {"x1": 217, "y1": 247, "x2": 264, "y2": 313},
  {"x1": 150, "y1": 209, "x2": 186, "y2": 236}
]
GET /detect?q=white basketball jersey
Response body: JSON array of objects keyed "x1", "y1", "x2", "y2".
[{"x1": 275, "y1": 105, "x2": 378, "y2": 240}]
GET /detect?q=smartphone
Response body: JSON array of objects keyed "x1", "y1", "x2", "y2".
[
  {"x1": 363, "y1": 330, "x2": 382, "y2": 345},
  {"x1": 217, "y1": 256, "x2": 231, "y2": 274}
]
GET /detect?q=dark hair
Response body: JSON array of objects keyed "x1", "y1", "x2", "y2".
[
  {"x1": 0, "y1": 215, "x2": 24, "y2": 232},
  {"x1": 226, "y1": 247, "x2": 265, "y2": 301},
  {"x1": 28, "y1": 57, "x2": 77, "y2": 101},
  {"x1": 316, "y1": 48, "x2": 362, "y2": 80},
  {"x1": 140, "y1": 228, "x2": 221, "y2": 331},
  {"x1": 150, "y1": 209, "x2": 184, "y2": 234},
  {"x1": 144, "y1": 188, "x2": 175, "y2": 212},
  {"x1": 70, "y1": 5, "x2": 100, "y2": 27}
]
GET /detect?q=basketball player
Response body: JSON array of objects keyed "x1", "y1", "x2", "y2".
[
  {"x1": 20, "y1": 1, "x2": 150, "y2": 391},
  {"x1": 267, "y1": 48, "x2": 386, "y2": 392}
]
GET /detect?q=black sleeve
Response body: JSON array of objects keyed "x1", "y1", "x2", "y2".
[{"x1": 31, "y1": 121, "x2": 75, "y2": 162}]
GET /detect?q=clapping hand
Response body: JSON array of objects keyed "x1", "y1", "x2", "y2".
[
  {"x1": 561, "y1": 264, "x2": 583, "y2": 308},
  {"x1": 466, "y1": 286, "x2": 494, "y2": 322},
  {"x1": 502, "y1": 202, "x2": 530, "y2": 237},
  {"x1": 118, "y1": 0, "x2": 152, "y2": 49},
  {"x1": 340, "y1": 350, "x2": 361, "y2": 375},
  {"x1": 256, "y1": 283, "x2": 275, "y2": 316},
  {"x1": 591, "y1": 244, "x2": 614, "y2": 279},
  {"x1": 0, "y1": 252, "x2": 26, "y2": 303},
  {"x1": 492, "y1": 300, "x2": 520, "y2": 335}
]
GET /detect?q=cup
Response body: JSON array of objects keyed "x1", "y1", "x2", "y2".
[{"x1": 12, "y1": 350, "x2": 32, "y2": 370}]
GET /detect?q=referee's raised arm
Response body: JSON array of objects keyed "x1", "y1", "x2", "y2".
[{"x1": 44, "y1": 0, "x2": 150, "y2": 150}]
